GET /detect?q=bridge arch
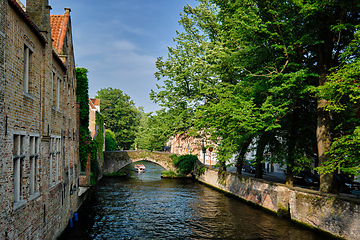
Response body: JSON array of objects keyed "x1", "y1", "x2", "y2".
[{"x1": 103, "y1": 150, "x2": 176, "y2": 174}]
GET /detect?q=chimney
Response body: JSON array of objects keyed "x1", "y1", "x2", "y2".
[{"x1": 26, "y1": 0, "x2": 51, "y2": 35}]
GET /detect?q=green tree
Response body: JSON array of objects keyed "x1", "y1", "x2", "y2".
[
  {"x1": 152, "y1": 0, "x2": 284, "y2": 174},
  {"x1": 317, "y1": 61, "x2": 360, "y2": 176},
  {"x1": 134, "y1": 111, "x2": 171, "y2": 151},
  {"x1": 152, "y1": 0, "x2": 360, "y2": 193},
  {"x1": 211, "y1": 0, "x2": 360, "y2": 192},
  {"x1": 105, "y1": 129, "x2": 117, "y2": 151},
  {"x1": 96, "y1": 87, "x2": 141, "y2": 150}
]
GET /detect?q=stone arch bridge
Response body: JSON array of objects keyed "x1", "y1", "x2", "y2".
[{"x1": 103, "y1": 150, "x2": 176, "y2": 174}]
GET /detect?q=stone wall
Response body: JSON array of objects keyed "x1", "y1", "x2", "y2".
[{"x1": 196, "y1": 165, "x2": 360, "y2": 240}]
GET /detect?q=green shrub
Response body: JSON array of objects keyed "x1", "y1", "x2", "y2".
[
  {"x1": 173, "y1": 154, "x2": 198, "y2": 175},
  {"x1": 161, "y1": 170, "x2": 177, "y2": 178}
]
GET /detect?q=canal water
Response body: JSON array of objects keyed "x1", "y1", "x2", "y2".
[{"x1": 59, "y1": 161, "x2": 335, "y2": 240}]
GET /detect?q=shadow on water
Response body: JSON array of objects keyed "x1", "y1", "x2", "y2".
[{"x1": 59, "y1": 161, "x2": 337, "y2": 240}]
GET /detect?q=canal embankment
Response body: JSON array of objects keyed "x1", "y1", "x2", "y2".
[{"x1": 195, "y1": 164, "x2": 360, "y2": 240}]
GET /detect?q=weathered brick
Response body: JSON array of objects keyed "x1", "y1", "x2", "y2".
[{"x1": 0, "y1": 1, "x2": 81, "y2": 239}]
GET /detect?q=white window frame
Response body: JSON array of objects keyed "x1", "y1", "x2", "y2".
[
  {"x1": 13, "y1": 134, "x2": 26, "y2": 203},
  {"x1": 29, "y1": 135, "x2": 39, "y2": 195},
  {"x1": 50, "y1": 135, "x2": 61, "y2": 185},
  {"x1": 56, "y1": 77, "x2": 61, "y2": 110},
  {"x1": 52, "y1": 70, "x2": 56, "y2": 105},
  {"x1": 23, "y1": 45, "x2": 32, "y2": 94}
]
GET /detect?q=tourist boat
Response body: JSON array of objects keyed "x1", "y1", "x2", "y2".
[{"x1": 134, "y1": 164, "x2": 146, "y2": 173}]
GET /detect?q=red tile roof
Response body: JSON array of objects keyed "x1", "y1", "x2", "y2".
[
  {"x1": 90, "y1": 98, "x2": 101, "y2": 106},
  {"x1": 50, "y1": 15, "x2": 63, "y2": 51},
  {"x1": 89, "y1": 99, "x2": 96, "y2": 110},
  {"x1": 50, "y1": 9, "x2": 71, "y2": 54}
]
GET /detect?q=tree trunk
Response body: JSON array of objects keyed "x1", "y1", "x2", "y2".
[
  {"x1": 285, "y1": 107, "x2": 299, "y2": 187},
  {"x1": 315, "y1": 24, "x2": 338, "y2": 193},
  {"x1": 236, "y1": 139, "x2": 252, "y2": 175},
  {"x1": 255, "y1": 134, "x2": 267, "y2": 179},
  {"x1": 317, "y1": 98, "x2": 338, "y2": 193},
  {"x1": 286, "y1": 165, "x2": 294, "y2": 186},
  {"x1": 219, "y1": 160, "x2": 226, "y2": 172}
]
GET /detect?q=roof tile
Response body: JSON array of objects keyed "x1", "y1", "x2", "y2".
[{"x1": 50, "y1": 9, "x2": 71, "y2": 54}]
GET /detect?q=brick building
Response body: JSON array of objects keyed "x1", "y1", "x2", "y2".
[
  {"x1": 88, "y1": 98, "x2": 105, "y2": 177},
  {"x1": 168, "y1": 133, "x2": 219, "y2": 165},
  {"x1": 0, "y1": 0, "x2": 82, "y2": 239},
  {"x1": 89, "y1": 98, "x2": 101, "y2": 139}
]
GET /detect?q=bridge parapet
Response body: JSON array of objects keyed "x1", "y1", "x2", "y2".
[{"x1": 103, "y1": 150, "x2": 176, "y2": 174}]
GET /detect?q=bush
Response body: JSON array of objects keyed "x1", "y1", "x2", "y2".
[
  {"x1": 172, "y1": 154, "x2": 198, "y2": 175},
  {"x1": 161, "y1": 170, "x2": 177, "y2": 178}
]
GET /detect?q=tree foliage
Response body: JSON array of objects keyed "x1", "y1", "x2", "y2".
[
  {"x1": 134, "y1": 111, "x2": 171, "y2": 151},
  {"x1": 105, "y1": 129, "x2": 117, "y2": 151},
  {"x1": 76, "y1": 68, "x2": 90, "y2": 127},
  {"x1": 172, "y1": 154, "x2": 198, "y2": 175},
  {"x1": 96, "y1": 87, "x2": 142, "y2": 150},
  {"x1": 151, "y1": 0, "x2": 360, "y2": 193},
  {"x1": 76, "y1": 67, "x2": 100, "y2": 184}
]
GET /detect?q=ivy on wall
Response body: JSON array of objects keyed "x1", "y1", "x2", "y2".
[
  {"x1": 76, "y1": 67, "x2": 99, "y2": 185},
  {"x1": 76, "y1": 68, "x2": 90, "y2": 128}
]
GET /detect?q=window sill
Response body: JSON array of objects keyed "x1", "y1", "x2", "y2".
[
  {"x1": 51, "y1": 106, "x2": 62, "y2": 114},
  {"x1": 13, "y1": 199, "x2": 27, "y2": 211},
  {"x1": 29, "y1": 192, "x2": 41, "y2": 202},
  {"x1": 23, "y1": 92, "x2": 35, "y2": 100},
  {"x1": 50, "y1": 181, "x2": 62, "y2": 190}
]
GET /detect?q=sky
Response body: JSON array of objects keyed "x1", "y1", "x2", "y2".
[{"x1": 35, "y1": 0, "x2": 199, "y2": 113}]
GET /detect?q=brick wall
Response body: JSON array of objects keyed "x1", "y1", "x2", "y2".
[
  {"x1": 0, "y1": 0, "x2": 5, "y2": 237},
  {"x1": 0, "y1": 1, "x2": 80, "y2": 239}
]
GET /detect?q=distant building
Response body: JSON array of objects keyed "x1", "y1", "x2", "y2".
[
  {"x1": 167, "y1": 133, "x2": 219, "y2": 165},
  {"x1": 88, "y1": 98, "x2": 105, "y2": 177},
  {"x1": 0, "y1": 0, "x2": 82, "y2": 239},
  {"x1": 89, "y1": 98, "x2": 101, "y2": 139}
]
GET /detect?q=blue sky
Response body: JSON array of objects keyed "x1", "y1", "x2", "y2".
[{"x1": 45, "y1": 0, "x2": 198, "y2": 113}]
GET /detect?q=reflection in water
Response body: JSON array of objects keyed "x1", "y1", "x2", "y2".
[{"x1": 59, "y1": 161, "x2": 335, "y2": 240}]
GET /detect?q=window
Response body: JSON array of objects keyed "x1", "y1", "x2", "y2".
[
  {"x1": 56, "y1": 78, "x2": 60, "y2": 110},
  {"x1": 23, "y1": 45, "x2": 32, "y2": 93},
  {"x1": 29, "y1": 136, "x2": 39, "y2": 195},
  {"x1": 13, "y1": 134, "x2": 25, "y2": 203},
  {"x1": 55, "y1": 137, "x2": 61, "y2": 182},
  {"x1": 50, "y1": 136, "x2": 61, "y2": 185},
  {"x1": 52, "y1": 71, "x2": 55, "y2": 105}
]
